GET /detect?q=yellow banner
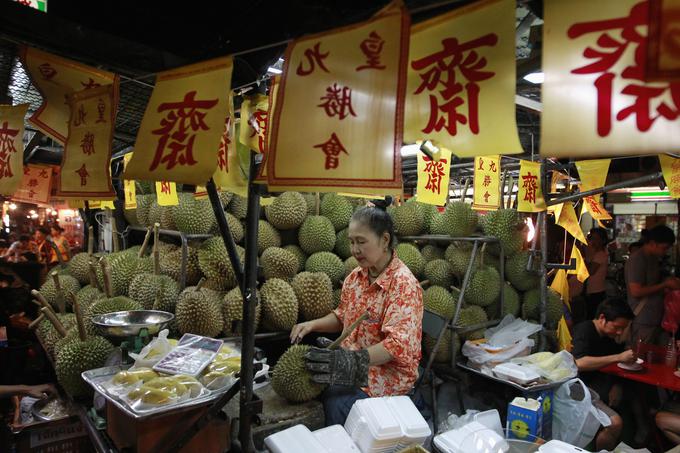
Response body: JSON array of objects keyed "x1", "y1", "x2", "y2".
[
  {"x1": 88, "y1": 200, "x2": 101, "y2": 209},
  {"x1": 583, "y1": 195, "x2": 612, "y2": 220},
  {"x1": 568, "y1": 245, "x2": 590, "y2": 283},
  {"x1": 266, "y1": 2, "x2": 407, "y2": 194},
  {"x1": 12, "y1": 164, "x2": 52, "y2": 204},
  {"x1": 660, "y1": 154, "x2": 680, "y2": 198},
  {"x1": 0, "y1": 104, "x2": 29, "y2": 195},
  {"x1": 57, "y1": 85, "x2": 116, "y2": 199},
  {"x1": 416, "y1": 148, "x2": 452, "y2": 205},
  {"x1": 213, "y1": 93, "x2": 247, "y2": 192},
  {"x1": 404, "y1": 0, "x2": 522, "y2": 157},
  {"x1": 575, "y1": 159, "x2": 610, "y2": 203},
  {"x1": 541, "y1": 0, "x2": 680, "y2": 157},
  {"x1": 68, "y1": 199, "x2": 85, "y2": 209},
  {"x1": 255, "y1": 76, "x2": 280, "y2": 184},
  {"x1": 123, "y1": 153, "x2": 137, "y2": 209},
  {"x1": 155, "y1": 181, "x2": 179, "y2": 206},
  {"x1": 557, "y1": 317, "x2": 573, "y2": 352},
  {"x1": 556, "y1": 202, "x2": 587, "y2": 244},
  {"x1": 99, "y1": 200, "x2": 115, "y2": 210},
  {"x1": 20, "y1": 46, "x2": 118, "y2": 144},
  {"x1": 239, "y1": 93, "x2": 269, "y2": 154},
  {"x1": 124, "y1": 57, "x2": 234, "y2": 185},
  {"x1": 517, "y1": 160, "x2": 546, "y2": 212},
  {"x1": 472, "y1": 155, "x2": 500, "y2": 210},
  {"x1": 550, "y1": 269, "x2": 570, "y2": 310}
]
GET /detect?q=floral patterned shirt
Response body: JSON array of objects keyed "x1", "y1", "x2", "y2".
[{"x1": 333, "y1": 254, "x2": 423, "y2": 397}]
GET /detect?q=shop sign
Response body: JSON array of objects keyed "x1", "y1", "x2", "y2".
[
  {"x1": 472, "y1": 154, "x2": 500, "y2": 210},
  {"x1": 123, "y1": 153, "x2": 136, "y2": 209},
  {"x1": 416, "y1": 148, "x2": 452, "y2": 206},
  {"x1": 213, "y1": 92, "x2": 247, "y2": 192},
  {"x1": 517, "y1": 160, "x2": 546, "y2": 212},
  {"x1": 12, "y1": 164, "x2": 52, "y2": 204},
  {"x1": 0, "y1": 103, "x2": 29, "y2": 195},
  {"x1": 660, "y1": 154, "x2": 680, "y2": 197},
  {"x1": 155, "y1": 180, "x2": 179, "y2": 206}
]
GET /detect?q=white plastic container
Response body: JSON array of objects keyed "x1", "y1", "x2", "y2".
[
  {"x1": 313, "y1": 425, "x2": 361, "y2": 453},
  {"x1": 538, "y1": 439, "x2": 590, "y2": 453},
  {"x1": 433, "y1": 421, "x2": 509, "y2": 453},
  {"x1": 344, "y1": 398, "x2": 403, "y2": 453},
  {"x1": 472, "y1": 409, "x2": 503, "y2": 437},
  {"x1": 264, "y1": 424, "x2": 329, "y2": 453},
  {"x1": 492, "y1": 362, "x2": 540, "y2": 385},
  {"x1": 387, "y1": 396, "x2": 431, "y2": 450}
]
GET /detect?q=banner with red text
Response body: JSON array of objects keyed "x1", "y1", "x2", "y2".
[
  {"x1": 213, "y1": 93, "x2": 246, "y2": 192},
  {"x1": 660, "y1": 154, "x2": 680, "y2": 197},
  {"x1": 416, "y1": 148, "x2": 452, "y2": 205},
  {"x1": 472, "y1": 155, "x2": 501, "y2": 210},
  {"x1": 0, "y1": 104, "x2": 29, "y2": 195},
  {"x1": 517, "y1": 160, "x2": 546, "y2": 212},
  {"x1": 12, "y1": 164, "x2": 52, "y2": 205}
]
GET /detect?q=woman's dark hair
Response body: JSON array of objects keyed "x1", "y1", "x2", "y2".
[
  {"x1": 351, "y1": 206, "x2": 397, "y2": 249},
  {"x1": 595, "y1": 297, "x2": 634, "y2": 321},
  {"x1": 589, "y1": 228, "x2": 609, "y2": 245}
]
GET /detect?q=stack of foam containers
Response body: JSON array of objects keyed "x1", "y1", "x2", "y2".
[
  {"x1": 344, "y1": 396, "x2": 431, "y2": 453},
  {"x1": 264, "y1": 424, "x2": 329, "y2": 453}
]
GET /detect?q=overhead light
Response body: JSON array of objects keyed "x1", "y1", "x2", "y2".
[
  {"x1": 9, "y1": 203, "x2": 17, "y2": 210},
  {"x1": 523, "y1": 72, "x2": 544, "y2": 84},
  {"x1": 525, "y1": 217, "x2": 536, "y2": 242},
  {"x1": 267, "y1": 67, "x2": 282, "y2": 75},
  {"x1": 400, "y1": 144, "x2": 421, "y2": 157}
]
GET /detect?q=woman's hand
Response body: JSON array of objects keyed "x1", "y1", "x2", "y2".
[
  {"x1": 290, "y1": 321, "x2": 315, "y2": 344},
  {"x1": 23, "y1": 384, "x2": 56, "y2": 399}
]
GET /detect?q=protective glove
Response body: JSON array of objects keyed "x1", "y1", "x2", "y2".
[
  {"x1": 304, "y1": 347, "x2": 370, "y2": 387},
  {"x1": 315, "y1": 337, "x2": 333, "y2": 348}
]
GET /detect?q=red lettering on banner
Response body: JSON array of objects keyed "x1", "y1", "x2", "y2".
[
  {"x1": 23, "y1": 167, "x2": 30, "y2": 176},
  {"x1": 483, "y1": 175, "x2": 491, "y2": 187},
  {"x1": 28, "y1": 189, "x2": 36, "y2": 198},
  {"x1": 80, "y1": 132, "x2": 95, "y2": 155},
  {"x1": 356, "y1": 31, "x2": 387, "y2": 71},
  {"x1": 81, "y1": 78, "x2": 101, "y2": 90},
  {"x1": 74, "y1": 104, "x2": 87, "y2": 127},
  {"x1": 248, "y1": 110, "x2": 268, "y2": 153},
  {"x1": 160, "y1": 181, "x2": 172, "y2": 194},
  {"x1": 314, "y1": 133, "x2": 348, "y2": 169},
  {"x1": 28, "y1": 178, "x2": 38, "y2": 188},
  {"x1": 96, "y1": 98, "x2": 106, "y2": 123},
  {"x1": 149, "y1": 91, "x2": 218, "y2": 171},
  {"x1": 39, "y1": 169, "x2": 49, "y2": 178},
  {"x1": 478, "y1": 158, "x2": 484, "y2": 170},
  {"x1": 76, "y1": 164, "x2": 89, "y2": 186},
  {"x1": 522, "y1": 172, "x2": 538, "y2": 204},
  {"x1": 217, "y1": 116, "x2": 231, "y2": 172},
  {"x1": 423, "y1": 157, "x2": 448, "y2": 195},
  {"x1": 0, "y1": 121, "x2": 19, "y2": 178},
  {"x1": 38, "y1": 63, "x2": 57, "y2": 80},
  {"x1": 411, "y1": 34, "x2": 498, "y2": 136},
  {"x1": 318, "y1": 83, "x2": 357, "y2": 119},
  {"x1": 484, "y1": 191, "x2": 491, "y2": 202},
  {"x1": 489, "y1": 161, "x2": 497, "y2": 172},
  {"x1": 296, "y1": 42, "x2": 330, "y2": 76},
  {"x1": 568, "y1": 1, "x2": 680, "y2": 137}
]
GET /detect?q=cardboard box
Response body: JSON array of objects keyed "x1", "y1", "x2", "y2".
[
  {"x1": 528, "y1": 388, "x2": 554, "y2": 441},
  {"x1": 13, "y1": 419, "x2": 93, "y2": 453},
  {"x1": 507, "y1": 397, "x2": 542, "y2": 441}
]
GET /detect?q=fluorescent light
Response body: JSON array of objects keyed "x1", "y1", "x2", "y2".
[
  {"x1": 9, "y1": 203, "x2": 16, "y2": 210},
  {"x1": 523, "y1": 72, "x2": 544, "y2": 84},
  {"x1": 400, "y1": 144, "x2": 420, "y2": 157},
  {"x1": 267, "y1": 67, "x2": 282, "y2": 74}
]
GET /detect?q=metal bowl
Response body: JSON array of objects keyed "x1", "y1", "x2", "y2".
[
  {"x1": 91, "y1": 310, "x2": 174, "y2": 338},
  {"x1": 31, "y1": 396, "x2": 70, "y2": 422}
]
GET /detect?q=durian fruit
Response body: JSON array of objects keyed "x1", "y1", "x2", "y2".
[
  {"x1": 522, "y1": 288, "x2": 563, "y2": 329},
  {"x1": 292, "y1": 272, "x2": 334, "y2": 321},
  {"x1": 305, "y1": 252, "x2": 344, "y2": 287},
  {"x1": 424, "y1": 330, "x2": 460, "y2": 363},
  {"x1": 485, "y1": 282, "x2": 521, "y2": 320},
  {"x1": 464, "y1": 265, "x2": 501, "y2": 308},
  {"x1": 298, "y1": 216, "x2": 336, "y2": 254},
  {"x1": 67, "y1": 226, "x2": 96, "y2": 285},
  {"x1": 136, "y1": 180, "x2": 155, "y2": 195},
  {"x1": 283, "y1": 245, "x2": 307, "y2": 273},
  {"x1": 415, "y1": 202, "x2": 439, "y2": 234},
  {"x1": 423, "y1": 286, "x2": 456, "y2": 319},
  {"x1": 271, "y1": 344, "x2": 325, "y2": 403},
  {"x1": 392, "y1": 203, "x2": 424, "y2": 237},
  {"x1": 260, "y1": 278, "x2": 298, "y2": 331},
  {"x1": 257, "y1": 220, "x2": 281, "y2": 255},
  {"x1": 320, "y1": 193, "x2": 353, "y2": 232},
  {"x1": 160, "y1": 205, "x2": 176, "y2": 231},
  {"x1": 39, "y1": 272, "x2": 81, "y2": 313},
  {"x1": 175, "y1": 279, "x2": 224, "y2": 337},
  {"x1": 333, "y1": 288, "x2": 342, "y2": 309},
  {"x1": 446, "y1": 243, "x2": 478, "y2": 277},
  {"x1": 172, "y1": 193, "x2": 216, "y2": 234},
  {"x1": 421, "y1": 244, "x2": 445, "y2": 262},
  {"x1": 135, "y1": 194, "x2": 155, "y2": 227},
  {"x1": 218, "y1": 190, "x2": 233, "y2": 208},
  {"x1": 261, "y1": 247, "x2": 298, "y2": 280},
  {"x1": 429, "y1": 214, "x2": 448, "y2": 235},
  {"x1": 344, "y1": 257, "x2": 359, "y2": 278},
  {"x1": 506, "y1": 250, "x2": 540, "y2": 292},
  {"x1": 456, "y1": 305, "x2": 488, "y2": 341},
  {"x1": 208, "y1": 211, "x2": 244, "y2": 243},
  {"x1": 228, "y1": 194, "x2": 248, "y2": 219},
  {"x1": 301, "y1": 193, "x2": 317, "y2": 216},
  {"x1": 75, "y1": 260, "x2": 105, "y2": 312},
  {"x1": 482, "y1": 209, "x2": 525, "y2": 257},
  {"x1": 222, "y1": 287, "x2": 261, "y2": 335},
  {"x1": 265, "y1": 192, "x2": 307, "y2": 230},
  {"x1": 96, "y1": 236, "x2": 145, "y2": 297},
  {"x1": 147, "y1": 200, "x2": 163, "y2": 227},
  {"x1": 160, "y1": 245, "x2": 203, "y2": 286},
  {"x1": 35, "y1": 308, "x2": 77, "y2": 360},
  {"x1": 424, "y1": 259, "x2": 454, "y2": 289},
  {"x1": 441, "y1": 201, "x2": 478, "y2": 237},
  {"x1": 197, "y1": 238, "x2": 244, "y2": 291},
  {"x1": 334, "y1": 228, "x2": 352, "y2": 260},
  {"x1": 396, "y1": 243, "x2": 425, "y2": 278}
]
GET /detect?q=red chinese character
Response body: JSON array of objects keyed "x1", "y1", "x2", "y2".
[
  {"x1": 28, "y1": 178, "x2": 38, "y2": 187},
  {"x1": 356, "y1": 31, "x2": 386, "y2": 71},
  {"x1": 314, "y1": 133, "x2": 349, "y2": 169},
  {"x1": 80, "y1": 132, "x2": 95, "y2": 155},
  {"x1": 483, "y1": 191, "x2": 491, "y2": 202},
  {"x1": 0, "y1": 121, "x2": 19, "y2": 178},
  {"x1": 38, "y1": 63, "x2": 57, "y2": 80},
  {"x1": 423, "y1": 157, "x2": 448, "y2": 195},
  {"x1": 483, "y1": 175, "x2": 491, "y2": 187},
  {"x1": 28, "y1": 189, "x2": 36, "y2": 198},
  {"x1": 81, "y1": 78, "x2": 101, "y2": 89},
  {"x1": 248, "y1": 110, "x2": 268, "y2": 153},
  {"x1": 478, "y1": 158, "x2": 484, "y2": 170},
  {"x1": 411, "y1": 33, "x2": 498, "y2": 136},
  {"x1": 217, "y1": 116, "x2": 231, "y2": 172},
  {"x1": 149, "y1": 91, "x2": 218, "y2": 171},
  {"x1": 318, "y1": 83, "x2": 356, "y2": 120},
  {"x1": 39, "y1": 169, "x2": 49, "y2": 178},
  {"x1": 489, "y1": 161, "x2": 497, "y2": 172},
  {"x1": 160, "y1": 181, "x2": 172, "y2": 194},
  {"x1": 73, "y1": 104, "x2": 87, "y2": 126},
  {"x1": 522, "y1": 172, "x2": 538, "y2": 204},
  {"x1": 96, "y1": 98, "x2": 106, "y2": 123},
  {"x1": 76, "y1": 164, "x2": 89, "y2": 186},
  {"x1": 296, "y1": 42, "x2": 330, "y2": 76},
  {"x1": 586, "y1": 196, "x2": 602, "y2": 214},
  {"x1": 568, "y1": 1, "x2": 680, "y2": 136}
]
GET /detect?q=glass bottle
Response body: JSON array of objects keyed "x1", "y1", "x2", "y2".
[{"x1": 665, "y1": 337, "x2": 677, "y2": 368}]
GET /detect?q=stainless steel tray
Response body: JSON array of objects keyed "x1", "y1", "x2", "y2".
[{"x1": 457, "y1": 362, "x2": 571, "y2": 392}]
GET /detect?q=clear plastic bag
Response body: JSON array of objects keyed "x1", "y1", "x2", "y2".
[
  {"x1": 128, "y1": 329, "x2": 174, "y2": 369},
  {"x1": 485, "y1": 315, "x2": 543, "y2": 347},
  {"x1": 510, "y1": 350, "x2": 578, "y2": 382},
  {"x1": 462, "y1": 338, "x2": 534, "y2": 367},
  {"x1": 552, "y1": 378, "x2": 611, "y2": 447}
]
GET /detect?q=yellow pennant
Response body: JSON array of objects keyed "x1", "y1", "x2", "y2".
[
  {"x1": 583, "y1": 195, "x2": 612, "y2": 220},
  {"x1": 213, "y1": 93, "x2": 246, "y2": 192},
  {"x1": 123, "y1": 153, "x2": 137, "y2": 209},
  {"x1": 517, "y1": 160, "x2": 546, "y2": 212},
  {"x1": 405, "y1": 0, "x2": 522, "y2": 157},
  {"x1": 20, "y1": 46, "x2": 118, "y2": 144},
  {"x1": 557, "y1": 317, "x2": 573, "y2": 352},
  {"x1": 575, "y1": 159, "x2": 610, "y2": 203},
  {"x1": 541, "y1": 0, "x2": 680, "y2": 157},
  {"x1": 550, "y1": 269, "x2": 571, "y2": 311},
  {"x1": 99, "y1": 200, "x2": 115, "y2": 210},
  {"x1": 255, "y1": 76, "x2": 281, "y2": 184},
  {"x1": 659, "y1": 154, "x2": 680, "y2": 198},
  {"x1": 266, "y1": 2, "x2": 407, "y2": 195},
  {"x1": 547, "y1": 171, "x2": 570, "y2": 214},
  {"x1": 568, "y1": 245, "x2": 590, "y2": 283},
  {"x1": 0, "y1": 104, "x2": 29, "y2": 195},
  {"x1": 194, "y1": 185, "x2": 208, "y2": 200},
  {"x1": 556, "y1": 202, "x2": 587, "y2": 244},
  {"x1": 239, "y1": 93, "x2": 269, "y2": 155},
  {"x1": 87, "y1": 200, "x2": 101, "y2": 209},
  {"x1": 57, "y1": 85, "x2": 116, "y2": 199},
  {"x1": 124, "y1": 56, "x2": 234, "y2": 185},
  {"x1": 472, "y1": 155, "x2": 501, "y2": 210},
  {"x1": 155, "y1": 181, "x2": 179, "y2": 206},
  {"x1": 416, "y1": 148, "x2": 452, "y2": 206},
  {"x1": 68, "y1": 199, "x2": 85, "y2": 209},
  {"x1": 11, "y1": 164, "x2": 53, "y2": 205}
]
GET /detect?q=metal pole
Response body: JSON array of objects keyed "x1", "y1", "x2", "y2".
[
  {"x1": 539, "y1": 160, "x2": 549, "y2": 351},
  {"x1": 547, "y1": 172, "x2": 662, "y2": 206},
  {"x1": 179, "y1": 234, "x2": 188, "y2": 290}
]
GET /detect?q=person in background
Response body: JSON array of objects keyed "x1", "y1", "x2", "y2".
[
  {"x1": 625, "y1": 225, "x2": 680, "y2": 345},
  {"x1": 33, "y1": 228, "x2": 49, "y2": 264},
  {"x1": 2, "y1": 235, "x2": 35, "y2": 262},
  {"x1": 48, "y1": 225, "x2": 70, "y2": 264},
  {"x1": 584, "y1": 228, "x2": 610, "y2": 321}
]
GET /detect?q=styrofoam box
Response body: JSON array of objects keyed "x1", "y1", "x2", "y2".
[
  {"x1": 433, "y1": 421, "x2": 509, "y2": 453},
  {"x1": 472, "y1": 409, "x2": 504, "y2": 437},
  {"x1": 264, "y1": 424, "x2": 329, "y2": 453},
  {"x1": 345, "y1": 398, "x2": 403, "y2": 452},
  {"x1": 538, "y1": 440, "x2": 590, "y2": 453},
  {"x1": 387, "y1": 396, "x2": 431, "y2": 450},
  {"x1": 313, "y1": 425, "x2": 361, "y2": 453},
  {"x1": 492, "y1": 362, "x2": 540, "y2": 385}
]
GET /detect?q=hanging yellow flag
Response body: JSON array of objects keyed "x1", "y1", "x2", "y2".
[
  {"x1": 194, "y1": 185, "x2": 208, "y2": 200},
  {"x1": 0, "y1": 104, "x2": 29, "y2": 195},
  {"x1": 404, "y1": 0, "x2": 522, "y2": 157},
  {"x1": 56, "y1": 85, "x2": 116, "y2": 199},
  {"x1": 123, "y1": 153, "x2": 137, "y2": 210},
  {"x1": 12, "y1": 164, "x2": 53, "y2": 204},
  {"x1": 556, "y1": 202, "x2": 587, "y2": 244},
  {"x1": 88, "y1": 200, "x2": 101, "y2": 209},
  {"x1": 267, "y1": 2, "x2": 407, "y2": 195},
  {"x1": 239, "y1": 93, "x2": 269, "y2": 155},
  {"x1": 660, "y1": 154, "x2": 680, "y2": 198},
  {"x1": 517, "y1": 160, "x2": 546, "y2": 212},
  {"x1": 416, "y1": 148, "x2": 452, "y2": 206},
  {"x1": 124, "y1": 56, "x2": 234, "y2": 185},
  {"x1": 472, "y1": 155, "x2": 501, "y2": 210},
  {"x1": 550, "y1": 269, "x2": 571, "y2": 311},
  {"x1": 255, "y1": 76, "x2": 280, "y2": 184},
  {"x1": 557, "y1": 317, "x2": 573, "y2": 352},
  {"x1": 541, "y1": 0, "x2": 680, "y2": 157},
  {"x1": 155, "y1": 181, "x2": 179, "y2": 206},
  {"x1": 568, "y1": 245, "x2": 590, "y2": 283},
  {"x1": 213, "y1": 93, "x2": 246, "y2": 193},
  {"x1": 583, "y1": 195, "x2": 612, "y2": 220},
  {"x1": 20, "y1": 46, "x2": 118, "y2": 144},
  {"x1": 99, "y1": 200, "x2": 115, "y2": 210},
  {"x1": 575, "y1": 159, "x2": 610, "y2": 203},
  {"x1": 68, "y1": 199, "x2": 85, "y2": 209}
]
